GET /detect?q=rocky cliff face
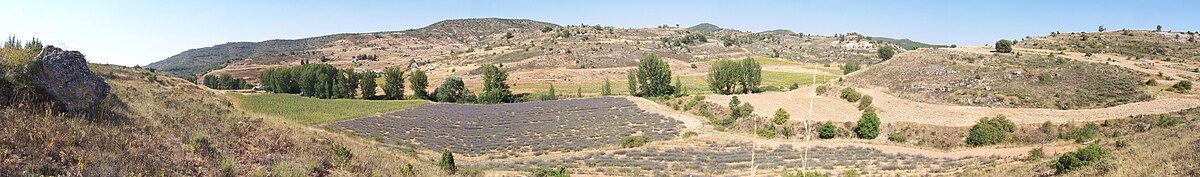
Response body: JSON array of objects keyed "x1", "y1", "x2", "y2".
[{"x1": 33, "y1": 46, "x2": 110, "y2": 113}]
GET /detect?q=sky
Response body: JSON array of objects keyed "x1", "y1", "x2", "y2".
[{"x1": 2, "y1": 0, "x2": 1197, "y2": 66}]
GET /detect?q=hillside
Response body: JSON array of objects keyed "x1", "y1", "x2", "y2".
[
  {"x1": 150, "y1": 18, "x2": 910, "y2": 84},
  {"x1": 868, "y1": 36, "x2": 948, "y2": 50},
  {"x1": 1017, "y1": 30, "x2": 1200, "y2": 63},
  {"x1": 1, "y1": 64, "x2": 442, "y2": 176},
  {"x1": 845, "y1": 48, "x2": 1151, "y2": 109}
]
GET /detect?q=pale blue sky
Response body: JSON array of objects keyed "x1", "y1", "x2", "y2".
[{"x1": 2, "y1": 0, "x2": 1197, "y2": 66}]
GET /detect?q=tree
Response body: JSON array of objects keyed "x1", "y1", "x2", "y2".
[
  {"x1": 382, "y1": 68, "x2": 405, "y2": 100},
  {"x1": 966, "y1": 115, "x2": 1016, "y2": 146},
  {"x1": 707, "y1": 59, "x2": 741, "y2": 94},
  {"x1": 673, "y1": 76, "x2": 685, "y2": 96},
  {"x1": 576, "y1": 87, "x2": 582, "y2": 98},
  {"x1": 543, "y1": 83, "x2": 557, "y2": 100},
  {"x1": 635, "y1": 54, "x2": 673, "y2": 97},
  {"x1": 877, "y1": 46, "x2": 896, "y2": 61},
  {"x1": 841, "y1": 60, "x2": 861, "y2": 74},
  {"x1": 729, "y1": 96, "x2": 742, "y2": 118},
  {"x1": 439, "y1": 149, "x2": 457, "y2": 174},
  {"x1": 819, "y1": 121, "x2": 837, "y2": 139},
  {"x1": 740, "y1": 58, "x2": 762, "y2": 93},
  {"x1": 434, "y1": 77, "x2": 469, "y2": 103},
  {"x1": 855, "y1": 110, "x2": 880, "y2": 139},
  {"x1": 626, "y1": 69, "x2": 638, "y2": 96},
  {"x1": 1098, "y1": 25, "x2": 1106, "y2": 32},
  {"x1": 601, "y1": 79, "x2": 612, "y2": 96},
  {"x1": 1157, "y1": 25, "x2": 1163, "y2": 32},
  {"x1": 995, "y1": 39, "x2": 1013, "y2": 53},
  {"x1": 409, "y1": 69, "x2": 429, "y2": 99},
  {"x1": 360, "y1": 73, "x2": 378, "y2": 99},
  {"x1": 478, "y1": 64, "x2": 512, "y2": 104},
  {"x1": 773, "y1": 108, "x2": 789, "y2": 125}
]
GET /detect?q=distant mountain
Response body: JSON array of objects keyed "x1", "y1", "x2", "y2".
[
  {"x1": 866, "y1": 36, "x2": 947, "y2": 50},
  {"x1": 758, "y1": 29, "x2": 799, "y2": 36}
]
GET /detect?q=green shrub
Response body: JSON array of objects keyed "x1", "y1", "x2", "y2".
[
  {"x1": 995, "y1": 39, "x2": 1013, "y2": 53},
  {"x1": 220, "y1": 157, "x2": 236, "y2": 177},
  {"x1": 784, "y1": 171, "x2": 830, "y2": 177},
  {"x1": 840, "y1": 87, "x2": 861, "y2": 102},
  {"x1": 331, "y1": 143, "x2": 354, "y2": 168},
  {"x1": 857, "y1": 95, "x2": 873, "y2": 110},
  {"x1": 1156, "y1": 115, "x2": 1180, "y2": 128},
  {"x1": 966, "y1": 115, "x2": 1015, "y2": 146},
  {"x1": 815, "y1": 85, "x2": 828, "y2": 95},
  {"x1": 439, "y1": 149, "x2": 457, "y2": 174},
  {"x1": 819, "y1": 122, "x2": 837, "y2": 139},
  {"x1": 887, "y1": 132, "x2": 907, "y2": 143},
  {"x1": 619, "y1": 135, "x2": 652, "y2": 148},
  {"x1": 1052, "y1": 144, "x2": 1111, "y2": 174},
  {"x1": 773, "y1": 108, "x2": 789, "y2": 125},
  {"x1": 756, "y1": 124, "x2": 777, "y2": 138},
  {"x1": 1062, "y1": 123, "x2": 1100, "y2": 143},
  {"x1": 1172, "y1": 80, "x2": 1192, "y2": 92},
  {"x1": 841, "y1": 60, "x2": 861, "y2": 74},
  {"x1": 530, "y1": 166, "x2": 569, "y2": 177},
  {"x1": 855, "y1": 111, "x2": 880, "y2": 139},
  {"x1": 789, "y1": 83, "x2": 800, "y2": 90},
  {"x1": 682, "y1": 131, "x2": 698, "y2": 138},
  {"x1": 877, "y1": 46, "x2": 895, "y2": 60}
]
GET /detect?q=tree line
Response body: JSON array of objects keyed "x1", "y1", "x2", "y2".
[
  {"x1": 202, "y1": 73, "x2": 252, "y2": 90},
  {"x1": 707, "y1": 58, "x2": 762, "y2": 94}
]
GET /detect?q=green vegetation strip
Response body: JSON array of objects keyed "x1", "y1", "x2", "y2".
[{"x1": 227, "y1": 93, "x2": 429, "y2": 125}]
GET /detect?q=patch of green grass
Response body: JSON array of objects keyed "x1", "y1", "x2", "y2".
[{"x1": 227, "y1": 93, "x2": 429, "y2": 125}]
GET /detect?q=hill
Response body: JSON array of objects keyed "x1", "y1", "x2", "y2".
[
  {"x1": 1, "y1": 64, "x2": 442, "y2": 176},
  {"x1": 150, "y1": 18, "x2": 898, "y2": 85},
  {"x1": 1017, "y1": 30, "x2": 1200, "y2": 63},
  {"x1": 868, "y1": 36, "x2": 948, "y2": 50},
  {"x1": 844, "y1": 48, "x2": 1151, "y2": 109}
]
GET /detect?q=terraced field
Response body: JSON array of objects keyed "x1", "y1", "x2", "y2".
[
  {"x1": 322, "y1": 97, "x2": 685, "y2": 158},
  {"x1": 470, "y1": 140, "x2": 994, "y2": 176}
]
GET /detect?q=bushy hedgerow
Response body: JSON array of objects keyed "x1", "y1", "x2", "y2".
[{"x1": 1052, "y1": 144, "x2": 1111, "y2": 174}]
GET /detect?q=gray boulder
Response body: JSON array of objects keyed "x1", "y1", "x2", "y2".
[{"x1": 33, "y1": 46, "x2": 110, "y2": 113}]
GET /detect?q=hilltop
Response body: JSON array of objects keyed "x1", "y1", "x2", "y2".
[{"x1": 149, "y1": 18, "x2": 910, "y2": 84}]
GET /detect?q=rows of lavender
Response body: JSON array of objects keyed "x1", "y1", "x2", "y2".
[
  {"x1": 323, "y1": 97, "x2": 685, "y2": 157},
  {"x1": 470, "y1": 140, "x2": 991, "y2": 176}
]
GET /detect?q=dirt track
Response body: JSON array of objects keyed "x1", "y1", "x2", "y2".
[{"x1": 706, "y1": 86, "x2": 1200, "y2": 126}]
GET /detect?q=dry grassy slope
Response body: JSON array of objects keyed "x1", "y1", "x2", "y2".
[
  {"x1": 1017, "y1": 30, "x2": 1200, "y2": 64},
  {"x1": 0, "y1": 64, "x2": 442, "y2": 176},
  {"x1": 153, "y1": 18, "x2": 897, "y2": 83},
  {"x1": 845, "y1": 48, "x2": 1150, "y2": 109},
  {"x1": 962, "y1": 107, "x2": 1200, "y2": 176}
]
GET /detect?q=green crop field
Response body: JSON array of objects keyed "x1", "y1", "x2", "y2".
[{"x1": 227, "y1": 93, "x2": 430, "y2": 125}]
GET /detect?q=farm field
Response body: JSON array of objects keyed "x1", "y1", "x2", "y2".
[
  {"x1": 470, "y1": 139, "x2": 994, "y2": 176},
  {"x1": 227, "y1": 93, "x2": 429, "y2": 125},
  {"x1": 321, "y1": 97, "x2": 686, "y2": 158}
]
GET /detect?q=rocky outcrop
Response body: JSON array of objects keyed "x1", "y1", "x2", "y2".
[{"x1": 33, "y1": 46, "x2": 110, "y2": 113}]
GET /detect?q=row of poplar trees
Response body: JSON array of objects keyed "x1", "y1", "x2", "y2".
[
  {"x1": 258, "y1": 63, "x2": 429, "y2": 100},
  {"x1": 707, "y1": 58, "x2": 762, "y2": 94}
]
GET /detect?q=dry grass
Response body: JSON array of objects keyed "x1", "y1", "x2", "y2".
[
  {"x1": 0, "y1": 64, "x2": 448, "y2": 176},
  {"x1": 846, "y1": 48, "x2": 1150, "y2": 109}
]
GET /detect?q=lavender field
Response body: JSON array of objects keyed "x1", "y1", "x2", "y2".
[{"x1": 323, "y1": 97, "x2": 685, "y2": 158}]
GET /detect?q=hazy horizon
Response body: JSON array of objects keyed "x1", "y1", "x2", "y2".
[{"x1": 3, "y1": 0, "x2": 1197, "y2": 66}]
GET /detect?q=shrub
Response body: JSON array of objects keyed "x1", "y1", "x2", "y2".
[
  {"x1": 877, "y1": 46, "x2": 895, "y2": 60},
  {"x1": 331, "y1": 143, "x2": 354, "y2": 168},
  {"x1": 995, "y1": 39, "x2": 1013, "y2": 53},
  {"x1": 857, "y1": 95, "x2": 873, "y2": 110},
  {"x1": 841, "y1": 60, "x2": 861, "y2": 74},
  {"x1": 1052, "y1": 144, "x2": 1111, "y2": 174},
  {"x1": 530, "y1": 167, "x2": 569, "y2": 177},
  {"x1": 434, "y1": 77, "x2": 470, "y2": 103},
  {"x1": 855, "y1": 110, "x2": 880, "y2": 139},
  {"x1": 1062, "y1": 123, "x2": 1100, "y2": 143},
  {"x1": 542, "y1": 83, "x2": 557, "y2": 100},
  {"x1": 1145, "y1": 79, "x2": 1157, "y2": 86},
  {"x1": 439, "y1": 149, "x2": 457, "y2": 174},
  {"x1": 682, "y1": 131, "x2": 698, "y2": 138},
  {"x1": 773, "y1": 108, "x2": 789, "y2": 125},
  {"x1": 966, "y1": 115, "x2": 1015, "y2": 146},
  {"x1": 1156, "y1": 115, "x2": 1180, "y2": 128},
  {"x1": 815, "y1": 85, "x2": 828, "y2": 95},
  {"x1": 620, "y1": 135, "x2": 652, "y2": 148},
  {"x1": 784, "y1": 171, "x2": 830, "y2": 177},
  {"x1": 1027, "y1": 148, "x2": 1046, "y2": 161},
  {"x1": 1172, "y1": 80, "x2": 1192, "y2": 92},
  {"x1": 819, "y1": 122, "x2": 837, "y2": 139},
  {"x1": 756, "y1": 124, "x2": 777, "y2": 138},
  {"x1": 789, "y1": 83, "x2": 800, "y2": 90},
  {"x1": 220, "y1": 157, "x2": 235, "y2": 177},
  {"x1": 840, "y1": 87, "x2": 861, "y2": 102},
  {"x1": 601, "y1": 79, "x2": 612, "y2": 96},
  {"x1": 729, "y1": 96, "x2": 742, "y2": 118},
  {"x1": 887, "y1": 132, "x2": 907, "y2": 143}
]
